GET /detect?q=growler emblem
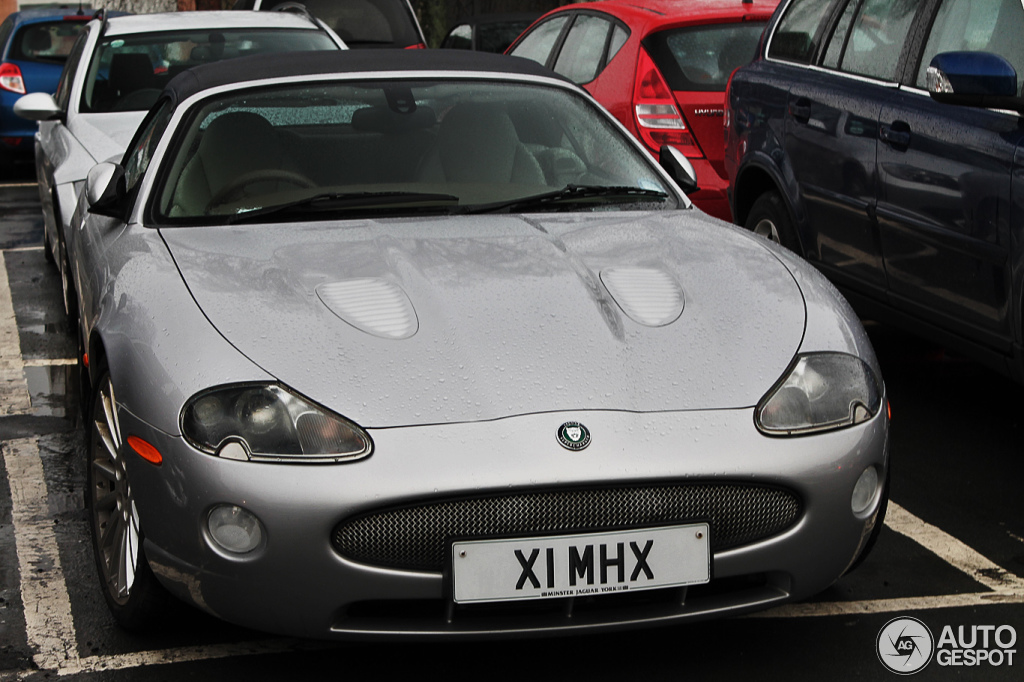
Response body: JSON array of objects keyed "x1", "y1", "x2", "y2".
[{"x1": 557, "y1": 422, "x2": 591, "y2": 451}]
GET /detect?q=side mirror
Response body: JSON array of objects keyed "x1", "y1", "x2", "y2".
[
  {"x1": 13, "y1": 92, "x2": 62, "y2": 122},
  {"x1": 86, "y1": 162, "x2": 128, "y2": 219},
  {"x1": 659, "y1": 145, "x2": 699, "y2": 195},
  {"x1": 927, "y1": 51, "x2": 1023, "y2": 113}
]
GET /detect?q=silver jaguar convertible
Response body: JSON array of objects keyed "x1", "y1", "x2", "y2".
[{"x1": 69, "y1": 49, "x2": 890, "y2": 638}]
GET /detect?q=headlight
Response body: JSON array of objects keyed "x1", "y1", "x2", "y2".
[
  {"x1": 756, "y1": 353, "x2": 881, "y2": 436},
  {"x1": 181, "y1": 384, "x2": 372, "y2": 463}
]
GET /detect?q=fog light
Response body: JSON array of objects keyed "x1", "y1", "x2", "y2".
[
  {"x1": 851, "y1": 466, "x2": 879, "y2": 514},
  {"x1": 208, "y1": 505, "x2": 263, "y2": 553}
]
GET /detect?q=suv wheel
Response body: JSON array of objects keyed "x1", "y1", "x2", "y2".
[{"x1": 745, "y1": 191, "x2": 798, "y2": 252}]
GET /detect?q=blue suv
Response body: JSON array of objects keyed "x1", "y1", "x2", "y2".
[
  {"x1": 726, "y1": 0, "x2": 1024, "y2": 381},
  {"x1": 0, "y1": 8, "x2": 93, "y2": 173}
]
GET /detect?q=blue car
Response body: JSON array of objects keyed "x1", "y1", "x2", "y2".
[
  {"x1": 0, "y1": 8, "x2": 93, "y2": 172},
  {"x1": 726, "y1": 0, "x2": 1024, "y2": 382}
]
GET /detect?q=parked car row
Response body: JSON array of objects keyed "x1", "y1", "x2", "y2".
[{"x1": 7, "y1": 3, "x2": 892, "y2": 642}]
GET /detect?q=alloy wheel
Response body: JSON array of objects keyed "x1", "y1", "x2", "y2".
[{"x1": 89, "y1": 375, "x2": 140, "y2": 606}]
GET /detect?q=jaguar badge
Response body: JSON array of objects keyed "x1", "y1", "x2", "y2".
[{"x1": 558, "y1": 422, "x2": 591, "y2": 451}]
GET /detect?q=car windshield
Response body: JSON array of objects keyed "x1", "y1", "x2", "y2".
[
  {"x1": 80, "y1": 29, "x2": 338, "y2": 113},
  {"x1": 154, "y1": 79, "x2": 678, "y2": 224}
]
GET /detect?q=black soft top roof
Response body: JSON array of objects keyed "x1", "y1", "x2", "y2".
[{"x1": 164, "y1": 49, "x2": 566, "y2": 106}]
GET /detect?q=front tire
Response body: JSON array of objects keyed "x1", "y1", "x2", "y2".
[
  {"x1": 86, "y1": 370, "x2": 168, "y2": 630},
  {"x1": 744, "y1": 191, "x2": 799, "y2": 253}
]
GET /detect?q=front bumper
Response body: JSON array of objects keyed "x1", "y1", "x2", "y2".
[{"x1": 121, "y1": 405, "x2": 889, "y2": 640}]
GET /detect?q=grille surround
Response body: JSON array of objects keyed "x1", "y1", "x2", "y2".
[{"x1": 332, "y1": 483, "x2": 801, "y2": 572}]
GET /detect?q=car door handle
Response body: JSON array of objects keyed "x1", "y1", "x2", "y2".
[
  {"x1": 880, "y1": 121, "x2": 911, "y2": 149},
  {"x1": 788, "y1": 98, "x2": 811, "y2": 124}
]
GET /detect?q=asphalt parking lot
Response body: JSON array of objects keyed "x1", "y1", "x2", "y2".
[{"x1": 0, "y1": 173, "x2": 1021, "y2": 681}]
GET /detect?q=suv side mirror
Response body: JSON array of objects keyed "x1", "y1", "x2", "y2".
[
  {"x1": 927, "y1": 51, "x2": 1024, "y2": 113},
  {"x1": 86, "y1": 162, "x2": 128, "y2": 219},
  {"x1": 13, "y1": 92, "x2": 63, "y2": 122},
  {"x1": 659, "y1": 145, "x2": 699, "y2": 195}
]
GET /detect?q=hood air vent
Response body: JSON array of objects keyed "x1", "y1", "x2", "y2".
[
  {"x1": 600, "y1": 267, "x2": 684, "y2": 327},
  {"x1": 316, "y1": 279, "x2": 418, "y2": 339}
]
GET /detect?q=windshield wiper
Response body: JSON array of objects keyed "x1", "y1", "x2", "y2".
[
  {"x1": 225, "y1": 191, "x2": 460, "y2": 224},
  {"x1": 460, "y1": 185, "x2": 669, "y2": 215}
]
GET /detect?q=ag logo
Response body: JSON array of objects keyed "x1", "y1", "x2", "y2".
[
  {"x1": 877, "y1": 617, "x2": 935, "y2": 675},
  {"x1": 557, "y1": 422, "x2": 591, "y2": 451}
]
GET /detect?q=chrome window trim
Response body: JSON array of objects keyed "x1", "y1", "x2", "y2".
[{"x1": 766, "y1": 60, "x2": 902, "y2": 88}]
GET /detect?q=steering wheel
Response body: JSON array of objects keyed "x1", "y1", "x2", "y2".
[{"x1": 207, "y1": 169, "x2": 315, "y2": 208}]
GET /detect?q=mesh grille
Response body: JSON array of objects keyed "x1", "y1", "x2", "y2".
[{"x1": 332, "y1": 483, "x2": 801, "y2": 571}]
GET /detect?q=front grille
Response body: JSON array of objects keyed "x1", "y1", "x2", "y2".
[{"x1": 332, "y1": 483, "x2": 801, "y2": 571}]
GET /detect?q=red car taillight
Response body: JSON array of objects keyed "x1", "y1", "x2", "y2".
[
  {"x1": 0, "y1": 63, "x2": 26, "y2": 95},
  {"x1": 632, "y1": 48, "x2": 700, "y2": 158}
]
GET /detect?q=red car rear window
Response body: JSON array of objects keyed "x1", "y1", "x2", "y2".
[{"x1": 644, "y1": 22, "x2": 767, "y2": 92}]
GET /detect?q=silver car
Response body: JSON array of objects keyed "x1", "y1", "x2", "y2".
[
  {"x1": 71, "y1": 49, "x2": 889, "y2": 638},
  {"x1": 14, "y1": 9, "x2": 344, "y2": 320}
]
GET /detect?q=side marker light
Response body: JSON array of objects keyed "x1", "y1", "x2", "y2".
[{"x1": 127, "y1": 435, "x2": 163, "y2": 465}]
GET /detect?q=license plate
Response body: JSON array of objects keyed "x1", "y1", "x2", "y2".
[{"x1": 451, "y1": 524, "x2": 710, "y2": 604}]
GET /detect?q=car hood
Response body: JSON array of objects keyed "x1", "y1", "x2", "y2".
[
  {"x1": 161, "y1": 212, "x2": 805, "y2": 428},
  {"x1": 67, "y1": 111, "x2": 148, "y2": 164}
]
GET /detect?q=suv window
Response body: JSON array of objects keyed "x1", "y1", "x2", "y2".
[
  {"x1": 768, "y1": 0, "x2": 835, "y2": 64},
  {"x1": 839, "y1": 0, "x2": 918, "y2": 80},
  {"x1": 915, "y1": 0, "x2": 1024, "y2": 94}
]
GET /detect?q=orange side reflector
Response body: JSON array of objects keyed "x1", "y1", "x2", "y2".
[
  {"x1": 83, "y1": 353, "x2": 89, "y2": 368},
  {"x1": 128, "y1": 435, "x2": 163, "y2": 465},
  {"x1": 887, "y1": 401, "x2": 892, "y2": 421}
]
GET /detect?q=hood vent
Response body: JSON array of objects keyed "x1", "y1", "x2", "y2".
[
  {"x1": 316, "y1": 279, "x2": 418, "y2": 339},
  {"x1": 600, "y1": 267, "x2": 684, "y2": 327}
]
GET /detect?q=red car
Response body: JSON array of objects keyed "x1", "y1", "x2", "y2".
[{"x1": 507, "y1": 0, "x2": 778, "y2": 221}]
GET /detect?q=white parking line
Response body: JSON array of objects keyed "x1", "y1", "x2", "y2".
[
  {"x1": 23, "y1": 358, "x2": 77, "y2": 367},
  {"x1": 0, "y1": 255, "x2": 31, "y2": 415},
  {"x1": 1, "y1": 248, "x2": 1022, "y2": 676},
  {"x1": 3, "y1": 439, "x2": 79, "y2": 672},
  {"x1": 750, "y1": 502, "x2": 1024, "y2": 619}
]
